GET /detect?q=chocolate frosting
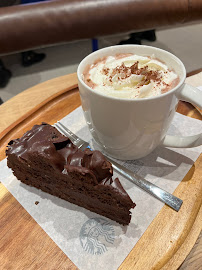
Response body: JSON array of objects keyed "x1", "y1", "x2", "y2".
[{"x1": 7, "y1": 123, "x2": 128, "y2": 192}]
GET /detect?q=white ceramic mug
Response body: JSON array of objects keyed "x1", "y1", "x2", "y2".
[{"x1": 77, "y1": 45, "x2": 202, "y2": 160}]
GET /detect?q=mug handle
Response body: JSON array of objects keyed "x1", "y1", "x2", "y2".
[{"x1": 161, "y1": 84, "x2": 202, "y2": 148}]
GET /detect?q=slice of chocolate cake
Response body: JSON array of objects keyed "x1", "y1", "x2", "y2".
[{"x1": 6, "y1": 123, "x2": 135, "y2": 225}]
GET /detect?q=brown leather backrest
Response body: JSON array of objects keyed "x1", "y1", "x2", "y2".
[{"x1": 0, "y1": 0, "x2": 201, "y2": 55}]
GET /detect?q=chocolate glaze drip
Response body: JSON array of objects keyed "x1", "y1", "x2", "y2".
[{"x1": 82, "y1": 149, "x2": 113, "y2": 182}]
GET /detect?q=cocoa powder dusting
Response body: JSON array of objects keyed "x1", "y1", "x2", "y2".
[
  {"x1": 102, "y1": 68, "x2": 109, "y2": 76},
  {"x1": 130, "y1": 62, "x2": 139, "y2": 73},
  {"x1": 105, "y1": 61, "x2": 162, "y2": 85}
]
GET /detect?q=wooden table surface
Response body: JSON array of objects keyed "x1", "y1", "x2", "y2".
[{"x1": 0, "y1": 73, "x2": 201, "y2": 270}]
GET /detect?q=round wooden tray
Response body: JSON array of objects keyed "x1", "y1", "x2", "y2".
[{"x1": 0, "y1": 73, "x2": 201, "y2": 270}]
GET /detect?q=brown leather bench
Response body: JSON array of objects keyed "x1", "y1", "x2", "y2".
[{"x1": 0, "y1": 0, "x2": 202, "y2": 55}]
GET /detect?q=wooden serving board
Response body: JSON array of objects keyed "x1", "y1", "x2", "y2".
[{"x1": 0, "y1": 73, "x2": 201, "y2": 270}]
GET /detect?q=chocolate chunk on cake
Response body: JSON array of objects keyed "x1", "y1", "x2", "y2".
[{"x1": 6, "y1": 123, "x2": 135, "y2": 225}]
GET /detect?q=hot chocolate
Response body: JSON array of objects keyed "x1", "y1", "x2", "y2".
[{"x1": 82, "y1": 54, "x2": 179, "y2": 99}]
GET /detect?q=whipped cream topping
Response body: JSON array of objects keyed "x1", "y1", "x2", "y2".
[{"x1": 83, "y1": 54, "x2": 179, "y2": 99}]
